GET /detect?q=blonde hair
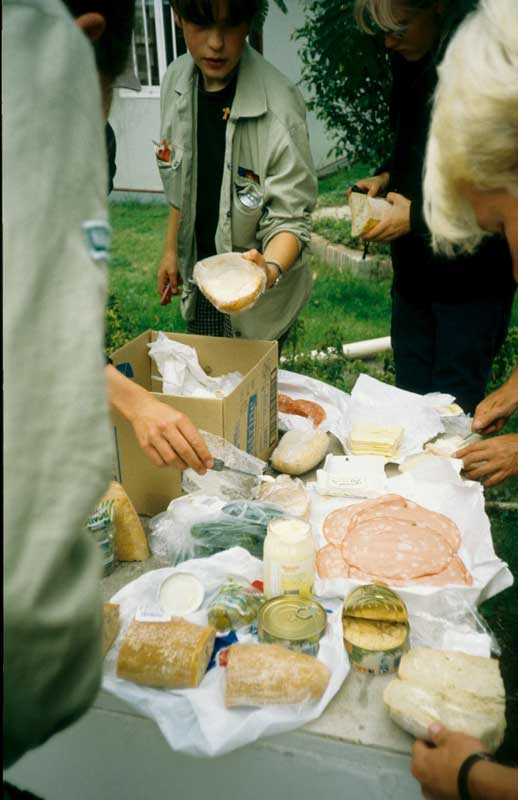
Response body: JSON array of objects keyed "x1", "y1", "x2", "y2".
[
  {"x1": 354, "y1": 0, "x2": 433, "y2": 34},
  {"x1": 424, "y1": 0, "x2": 518, "y2": 256}
]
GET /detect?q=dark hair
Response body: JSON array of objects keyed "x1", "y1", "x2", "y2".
[
  {"x1": 63, "y1": 1, "x2": 136, "y2": 81},
  {"x1": 170, "y1": 0, "x2": 258, "y2": 26}
]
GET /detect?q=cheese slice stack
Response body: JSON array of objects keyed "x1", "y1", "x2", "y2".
[
  {"x1": 350, "y1": 422, "x2": 403, "y2": 459},
  {"x1": 384, "y1": 647, "x2": 506, "y2": 752}
]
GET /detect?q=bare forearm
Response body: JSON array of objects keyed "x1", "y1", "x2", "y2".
[
  {"x1": 469, "y1": 761, "x2": 518, "y2": 800},
  {"x1": 163, "y1": 205, "x2": 180, "y2": 256},
  {"x1": 106, "y1": 364, "x2": 146, "y2": 423},
  {"x1": 263, "y1": 231, "x2": 301, "y2": 273}
]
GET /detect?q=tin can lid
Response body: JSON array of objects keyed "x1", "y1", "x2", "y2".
[
  {"x1": 259, "y1": 596, "x2": 327, "y2": 641},
  {"x1": 342, "y1": 583, "x2": 408, "y2": 624}
]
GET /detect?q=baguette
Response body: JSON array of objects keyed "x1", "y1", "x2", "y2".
[
  {"x1": 117, "y1": 618, "x2": 216, "y2": 689},
  {"x1": 225, "y1": 643, "x2": 330, "y2": 707},
  {"x1": 102, "y1": 603, "x2": 121, "y2": 656},
  {"x1": 100, "y1": 481, "x2": 150, "y2": 561}
]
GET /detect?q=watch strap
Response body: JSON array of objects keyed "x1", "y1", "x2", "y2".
[
  {"x1": 265, "y1": 260, "x2": 283, "y2": 286},
  {"x1": 458, "y1": 752, "x2": 494, "y2": 800}
]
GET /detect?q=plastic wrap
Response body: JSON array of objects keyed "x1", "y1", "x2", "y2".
[
  {"x1": 255, "y1": 474, "x2": 312, "y2": 520},
  {"x1": 182, "y1": 431, "x2": 266, "y2": 499},
  {"x1": 208, "y1": 577, "x2": 264, "y2": 633},
  {"x1": 149, "y1": 494, "x2": 286, "y2": 565},
  {"x1": 278, "y1": 369, "x2": 351, "y2": 448},
  {"x1": 148, "y1": 332, "x2": 242, "y2": 398}
]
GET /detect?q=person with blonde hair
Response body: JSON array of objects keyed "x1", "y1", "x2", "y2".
[
  {"x1": 423, "y1": 0, "x2": 518, "y2": 488},
  {"x1": 351, "y1": 0, "x2": 516, "y2": 415}
]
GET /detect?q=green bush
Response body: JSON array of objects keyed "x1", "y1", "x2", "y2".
[{"x1": 295, "y1": 0, "x2": 391, "y2": 165}]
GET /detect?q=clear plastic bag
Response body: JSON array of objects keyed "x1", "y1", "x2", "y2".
[
  {"x1": 181, "y1": 431, "x2": 266, "y2": 500},
  {"x1": 207, "y1": 576, "x2": 264, "y2": 634},
  {"x1": 149, "y1": 494, "x2": 286, "y2": 566},
  {"x1": 408, "y1": 590, "x2": 501, "y2": 658}
]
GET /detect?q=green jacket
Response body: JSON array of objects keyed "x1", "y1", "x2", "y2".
[
  {"x1": 159, "y1": 44, "x2": 317, "y2": 340},
  {"x1": 3, "y1": 0, "x2": 113, "y2": 768}
]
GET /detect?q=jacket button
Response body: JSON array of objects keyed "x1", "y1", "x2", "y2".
[
  {"x1": 226, "y1": 211, "x2": 231, "y2": 218},
  {"x1": 235, "y1": 331, "x2": 242, "y2": 338}
]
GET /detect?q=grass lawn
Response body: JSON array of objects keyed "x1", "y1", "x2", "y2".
[
  {"x1": 313, "y1": 216, "x2": 391, "y2": 257},
  {"x1": 318, "y1": 162, "x2": 375, "y2": 207}
]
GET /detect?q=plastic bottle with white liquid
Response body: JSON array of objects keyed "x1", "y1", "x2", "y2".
[{"x1": 263, "y1": 518, "x2": 315, "y2": 599}]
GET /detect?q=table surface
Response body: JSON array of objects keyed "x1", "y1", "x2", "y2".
[{"x1": 101, "y1": 433, "x2": 414, "y2": 757}]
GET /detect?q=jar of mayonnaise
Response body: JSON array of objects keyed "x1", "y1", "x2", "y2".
[{"x1": 263, "y1": 517, "x2": 315, "y2": 599}]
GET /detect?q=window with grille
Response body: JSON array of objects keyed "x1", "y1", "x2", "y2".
[{"x1": 132, "y1": 0, "x2": 187, "y2": 90}]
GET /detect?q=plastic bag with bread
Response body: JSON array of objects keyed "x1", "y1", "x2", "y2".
[
  {"x1": 349, "y1": 192, "x2": 391, "y2": 237},
  {"x1": 193, "y1": 252, "x2": 266, "y2": 314}
]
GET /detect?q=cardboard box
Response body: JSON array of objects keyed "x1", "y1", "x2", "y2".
[{"x1": 110, "y1": 331, "x2": 278, "y2": 516}]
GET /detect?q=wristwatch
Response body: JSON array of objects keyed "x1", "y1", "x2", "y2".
[
  {"x1": 458, "y1": 752, "x2": 494, "y2": 800},
  {"x1": 265, "y1": 260, "x2": 284, "y2": 288}
]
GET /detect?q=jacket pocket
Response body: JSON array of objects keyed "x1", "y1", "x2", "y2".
[
  {"x1": 156, "y1": 145, "x2": 184, "y2": 207},
  {"x1": 232, "y1": 179, "x2": 264, "y2": 247}
]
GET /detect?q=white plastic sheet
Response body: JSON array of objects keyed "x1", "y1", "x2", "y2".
[
  {"x1": 278, "y1": 369, "x2": 351, "y2": 448},
  {"x1": 348, "y1": 374, "x2": 446, "y2": 462},
  {"x1": 149, "y1": 331, "x2": 242, "y2": 398},
  {"x1": 102, "y1": 548, "x2": 349, "y2": 758},
  {"x1": 311, "y1": 457, "x2": 513, "y2": 616}
]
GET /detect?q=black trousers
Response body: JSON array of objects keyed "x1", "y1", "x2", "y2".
[{"x1": 391, "y1": 289, "x2": 514, "y2": 415}]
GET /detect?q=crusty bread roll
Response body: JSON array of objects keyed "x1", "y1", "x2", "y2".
[
  {"x1": 117, "y1": 618, "x2": 216, "y2": 689},
  {"x1": 193, "y1": 252, "x2": 266, "y2": 314},
  {"x1": 350, "y1": 193, "x2": 391, "y2": 237},
  {"x1": 225, "y1": 643, "x2": 330, "y2": 707},
  {"x1": 384, "y1": 648, "x2": 506, "y2": 752},
  {"x1": 101, "y1": 481, "x2": 150, "y2": 561},
  {"x1": 270, "y1": 430, "x2": 329, "y2": 475},
  {"x1": 103, "y1": 603, "x2": 121, "y2": 656}
]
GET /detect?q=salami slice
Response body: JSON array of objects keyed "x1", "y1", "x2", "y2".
[
  {"x1": 342, "y1": 523, "x2": 454, "y2": 580},
  {"x1": 278, "y1": 394, "x2": 327, "y2": 428},
  {"x1": 316, "y1": 544, "x2": 349, "y2": 579},
  {"x1": 410, "y1": 555, "x2": 473, "y2": 587}
]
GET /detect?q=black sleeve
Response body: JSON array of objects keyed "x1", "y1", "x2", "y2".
[
  {"x1": 410, "y1": 195, "x2": 430, "y2": 238},
  {"x1": 105, "y1": 122, "x2": 117, "y2": 195}
]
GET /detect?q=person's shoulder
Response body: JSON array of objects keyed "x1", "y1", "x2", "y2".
[
  {"x1": 162, "y1": 53, "x2": 194, "y2": 94},
  {"x1": 246, "y1": 47, "x2": 307, "y2": 124}
]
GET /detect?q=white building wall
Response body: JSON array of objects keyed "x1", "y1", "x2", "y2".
[{"x1": 109, "y1": 1, "x2": 337, "y2": 194}]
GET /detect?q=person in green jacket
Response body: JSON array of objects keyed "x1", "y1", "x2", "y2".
[
  {"x1": 156, "y1": 0, "x2": 318, "y2": 345},
  {"x1": 3, "y1": 0, "x2": 136, "y2": 775}
]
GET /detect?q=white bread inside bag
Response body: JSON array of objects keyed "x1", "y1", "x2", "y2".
[
  {"x1": 271, "y1": 430, "x2": 329, "y2": 475},
  {"x1": 384, "y1": 648, "x2": 506, "y2": 752},
  {"x1": 350, "y1": 193, "x2": 391, "y2": 237},
  {"x1": 193, "y1": 252, "x2": 266, "y2": 314}
]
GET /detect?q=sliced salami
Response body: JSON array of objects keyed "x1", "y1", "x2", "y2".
[
  {"x1": 278, "y1": 394, "x2": 327, "y2": 428},
  {"x1": 316, "y1": 544, "x2": 349, "y2": 578},
  {"x1": 342, "y1": 524, "x2": 454, "y2": 580}
]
